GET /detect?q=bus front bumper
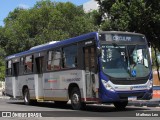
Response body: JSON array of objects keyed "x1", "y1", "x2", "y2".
[{"x1": 99, "y1": 88, "x2": 152, "y2": 103}]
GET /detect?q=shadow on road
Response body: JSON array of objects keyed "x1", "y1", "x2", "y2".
[{"x1": 6, "y1": 100, "x2": 150, "y2": 113}]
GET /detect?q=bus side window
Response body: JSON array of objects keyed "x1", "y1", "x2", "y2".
[
  {"x1": 52, "y1": 49, "x2": 61, "y2": 70},
  {"x1": 19, "y1": 57, "x2": 24, "y2": 75},
  {"x1": 62, "y1": 45, "x2": 77, "y2": 69},
  {"x1": 6, "y1": 60, "x2": 12, "y2": 76},
  {"x1": 47, "y1": 49, "x2": 61, "y2": 71},
  {"x1": 47, "y1": 51, "x2": 52, "y2": 70},
  {"x1": 13, "y1": 62, "x2": 19, "y2": 77},
  {"x1": 24, "y1": 55, "x2": 34, "y2": 73}
]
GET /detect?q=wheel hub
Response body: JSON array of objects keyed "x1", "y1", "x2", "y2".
[
  {"x1": 24, "y1": 93, "x2": 28, "y2": 102},
  {"x1": 72, "y1": 93, "x2": 79, "y2": 104}
]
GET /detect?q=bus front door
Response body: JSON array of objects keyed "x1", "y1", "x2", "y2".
[
  {"x1": 84, "y1": 46, "x2": 98, "y2": 101},
  {"x1": 35, "y1": 57, "x2": 44, "y2": 100}
]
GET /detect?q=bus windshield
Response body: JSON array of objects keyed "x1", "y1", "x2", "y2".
[{"x1": 101, "y1": 44, "x2": 150, "y2": 78}]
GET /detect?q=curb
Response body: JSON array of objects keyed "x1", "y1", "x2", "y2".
[
  {"x1": 128, "y1": 100, "x2": 160, "y2": 107},
  {"x1": 0, "y1": 96, "x2": 10, "y2": 99}
]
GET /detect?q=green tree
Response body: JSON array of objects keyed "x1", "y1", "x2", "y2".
[
  {"x1": 95, "y1": 0, "x2": 160, "y2": 80},
  {"x1": 0, "y1": 27, "x2": 7, "y2": 81},
  {"x1": 0, "y1": 47, "x2": 6, "y2": 81},
  {"x1": 2, "y1": 0, "x2": 95, "y2": 55}
]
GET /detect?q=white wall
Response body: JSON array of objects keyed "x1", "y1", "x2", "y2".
[{"x1": 83, "y1": 0, "x2": 99, "y2": 13}]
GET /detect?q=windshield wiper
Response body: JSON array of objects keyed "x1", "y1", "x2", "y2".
[{"x1": 128, "y1": 44, "x2": 139, "y2": 77}]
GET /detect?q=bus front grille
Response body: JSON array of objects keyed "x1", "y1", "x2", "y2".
[{"x1": 111, "y1": 79, "x2": 147, "y2": 85}]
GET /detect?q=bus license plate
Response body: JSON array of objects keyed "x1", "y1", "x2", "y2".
[{"x1": 128, "y1": 96, "x2": 137, "y2": 101}]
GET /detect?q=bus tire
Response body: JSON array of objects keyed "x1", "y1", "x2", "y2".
[
  {"x1": 113, "y1": 101, "x2": 128, "y2": 110},
  {"x1": 23, "y1": 88, "x2": 30, "y2": 105},
  {"x1": 70, "y1": 87, "x2": 85, "y2": 110}
]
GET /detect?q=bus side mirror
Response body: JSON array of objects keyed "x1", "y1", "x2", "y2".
[{"x1": 97, "y1": 47, "x2": 102, "y2": 56}]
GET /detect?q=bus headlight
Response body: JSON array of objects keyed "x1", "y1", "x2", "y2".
[
  {"x1": 102, "y1": 80, "x2": 114, "y2": 91},
  {"x1": 147, "y1": 80, "x2": 153, "y2": 89}
]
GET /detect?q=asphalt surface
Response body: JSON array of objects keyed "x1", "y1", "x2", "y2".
[
  {"x1": 0, "y1": 87, "x2": 160, "y2": 120},
  {"x1": 0, "y1": 98, "x2": 159, "y2": 120}
]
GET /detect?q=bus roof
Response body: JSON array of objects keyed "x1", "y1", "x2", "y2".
[
  {"x1": 5, "y1": 31, "x2": 98, "y2": 60},
  {"x1": 99, "y1": 31, "x2": 144, "y2": 36},
  {"x1": 5, "y1": 31, "x2": 145, "y2": 60}
]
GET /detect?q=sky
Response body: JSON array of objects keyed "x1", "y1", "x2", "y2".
[{"x1": 0, "y1": 0, "x2": 90, "y2": 26}]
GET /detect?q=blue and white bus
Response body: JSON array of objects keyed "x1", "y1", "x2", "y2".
[{"x1": 5, "y1": 31, "x2": 152, "y2": 110}]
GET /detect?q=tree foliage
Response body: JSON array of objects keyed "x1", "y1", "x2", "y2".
[
  {"x1": 96, "y1": 0, "x2": 160, "y2": 48},
  {"x1": 0, "y1": 0, "x2": 96, "y2": 81},
  {"x1": 0, "y1": 47, "x2": 6, "y2": 81},
  {"x1": 1, "y1": 0, "x2": 95, "y2": 55},
  {"x1": 95, "y1": 0, "x2": 160, "y2": 79}
]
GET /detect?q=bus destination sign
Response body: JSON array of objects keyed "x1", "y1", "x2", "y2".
[
  {"x1": 100, "y1": 33, "x2": 145, "y2": 43},
  {"x1": 112, "y1": 35, "x2": 131, "y2": 41}
]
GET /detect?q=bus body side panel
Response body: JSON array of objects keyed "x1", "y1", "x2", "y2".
[
  {"x1": 13, "y1": 75, "x2": 37, "y2": 99},
  {"x1": 34, "y1": 74, "x2": 44, "y2": 100},
  {"x1": 5, "y1": 77, "x2": 13, "y2": 97},
  {"x1": 43, "y1": 70, "x2": 84, "y2": 101},
  {"x1": 18, "y1": 76, "x2": 26, "y2": 97},
  {"x1": 28, "y1": 74, "x2": 36, "y2": 99},
  {"x1": 5, "y1": 76, "x2": 21, "y2": 98},
  {"x1": 13, "y1": 76, "x2": 21, "y2": 98},
  {"x1": 19, "y1": 74, "x2": 36, "y2": 99}
]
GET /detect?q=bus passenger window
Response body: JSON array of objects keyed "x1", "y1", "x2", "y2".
[
  {"x1": 62, "y1": 45, "x2": 77, "y2": 69},
  {"x1": 24, "y1": 55, "x2": 34, "y2": 73},
  {"x1": 52, "y1": 50, "x2": 61, "y2": 70},
  {"x1": 6, "y1": 60, "x2": 12, "y2": 76},
  {"x1": 47, "y1": 51, "x2": 52, "y2": 70},
  {"x1": 47, "y1": 49, "x2": 61, "y2": 71}
]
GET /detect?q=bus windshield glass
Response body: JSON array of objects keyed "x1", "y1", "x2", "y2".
[{"x1": 101, "y1": 44, "x2": 150, "y2": 78}]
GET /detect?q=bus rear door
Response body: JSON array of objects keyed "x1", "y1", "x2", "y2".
[
  {"x1": 35, "y1": 56, "x2": 44, "y2": 100},
  {"x1": 12, "y1": 61, "x2": 20, "y2": 98}
]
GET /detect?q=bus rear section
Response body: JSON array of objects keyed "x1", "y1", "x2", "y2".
[{"x1": 5, "y1": 60, "x2": 21, "y2": 98}]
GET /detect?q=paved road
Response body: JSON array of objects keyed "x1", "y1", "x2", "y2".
[{"x1": 0, "y1": 98, "x2": 159, "y2": 120}]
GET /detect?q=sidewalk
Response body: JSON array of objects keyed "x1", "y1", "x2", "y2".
[
  {"x1": 0, "y1": 88, "x2": 2, "y2": 96},
  {"x1": 128, "y1": 86, "x2": 160, "y2": 107},
  {"x1": 128, "y1": 99, "x2": 160, "y2": 107},
  {"x1": 0, "y1": 87, "x2": 10, "y2": 99}
]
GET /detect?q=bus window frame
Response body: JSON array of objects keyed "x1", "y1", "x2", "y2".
[
  {"x1": 24, "y1": 55, "x2": 34, "y2": 74},
  {"x1": 62, "y1": 44, "x2": 78, "y2": 69},
  {"x1": 46, "y1": 48, "x2": 62, "y2": 71},
  {"x1": 6, "y1": 60, "x2": 12, "y2": 77}
]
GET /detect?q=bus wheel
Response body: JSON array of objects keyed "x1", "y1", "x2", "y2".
[
  {"x1": 70, "y1": 87, "x2": 85, "y2": 110},
  {"x1": 23, "y1": 88, "x2": 31, "y2": 105},
  {"x1": 113, "y1": 101, "x2": 128, "y2": 110}
]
